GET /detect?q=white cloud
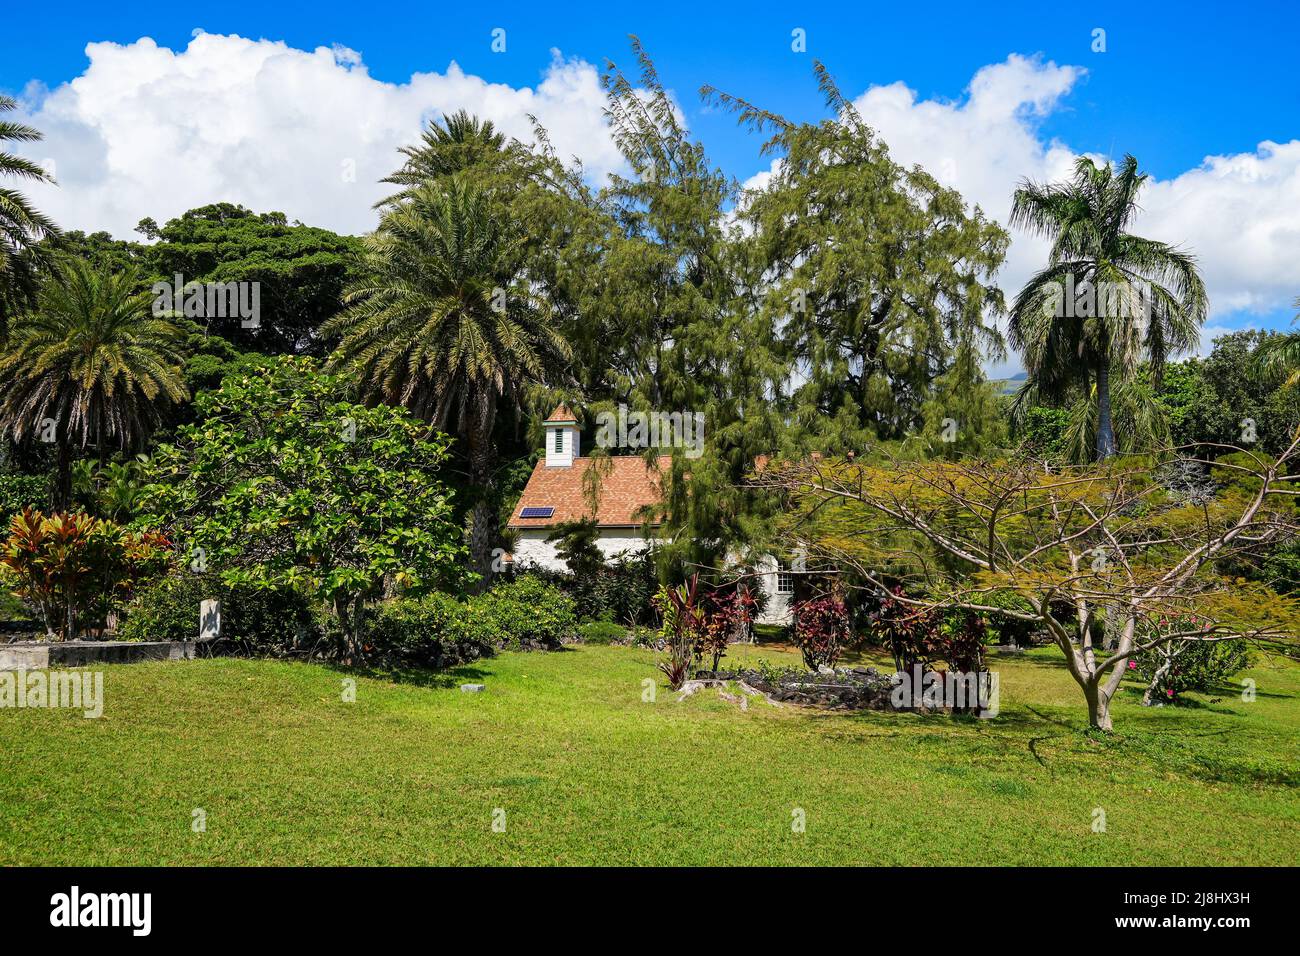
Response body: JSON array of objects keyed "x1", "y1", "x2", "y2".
[
  {"x1": 850, "y1": 54, "x2": 1300, "y2": 342},
  {"x1": 13, "y1": 32, "x2": 630, "y2": 238},
  {"x1": 12, "y1": 38, "x2": 1299, "y2": 362}
]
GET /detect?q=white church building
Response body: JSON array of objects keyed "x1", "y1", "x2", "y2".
[{"x1": 506, "y1": 405, "x2": 794, "y2": 624}]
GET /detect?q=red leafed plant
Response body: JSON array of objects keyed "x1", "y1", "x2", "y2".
[
  {"x1": 653, "y1": 574, "x2": 706, "y2": 689},
  {"x1": 792, "y1": 594, "x2": 851, "y2": 671},
  {"x1": 700, "y1": 586, "x2": 756, "y2": 672},
  {"x1": 873, "y1": 586, "x2": 940, "y2": 673},
  {"x1": 0, "y1": 507, "x2": 171, "y2": 641},
  {"x1": 654, "y1": 576, "x2": 759, "y2": 686}
]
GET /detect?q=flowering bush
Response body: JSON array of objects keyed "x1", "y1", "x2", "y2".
[{"x1": 1133, "y1": 616, "x2": 1252, "y2": 704}]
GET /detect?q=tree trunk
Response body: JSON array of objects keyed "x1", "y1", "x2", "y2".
[
  {"x1": 1142, "y1": 651, "x2": 1174, "y2": 706},
  {"x1": 466, "y1": 395, "x2": 497, "y2": 594},
  {"x1": 1084, "y1": 679, "x2": 1114, "y2": 731},
  {"x1": 52, "y1": 440, "x2": 73, "y2": 512},
  {"x1": 1095, "y1": 363, "x2": 1116, "y2": 460},
  {"x1": 333, "y1": 595, "x2": 355, "y2": 662}
]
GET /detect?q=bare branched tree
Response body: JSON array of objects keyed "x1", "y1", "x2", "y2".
[{"x1": 758, "y1": 437, "x2": 1300, "y2": 730}]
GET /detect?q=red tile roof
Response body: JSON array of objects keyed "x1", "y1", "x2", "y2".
[
  {"x1": 508, "y1": 455, "x2": 671, "y2": 528},
  {"x1": 543, "y1": 404, "x2": 578, "y2": 423}
]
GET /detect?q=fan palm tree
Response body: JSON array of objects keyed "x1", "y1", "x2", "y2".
[
  {"x1": 0, "y1": 258, "x2": 189, "y2": 509},
  {"x1": 1009, "y1": 155, "x2": 1207, "y2": 460},
  {"x1": 324, "y1": 178, "x2": 570, "y2": 584},
  {"x1": 1, "y1": 94, "x2": 60, "y2": 338}
]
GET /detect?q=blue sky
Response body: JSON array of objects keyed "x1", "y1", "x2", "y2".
[{"x1": 4, "y1": 0, "x2": 1299, "y2": 358}]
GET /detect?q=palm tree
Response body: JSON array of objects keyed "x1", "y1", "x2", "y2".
[
  {"x1": 379, "y1": 110, "x2": 514, "y2": 205},
  {"x1": 1256, "y1": 296, "x2": 1300, "y2": 387},
  {"x1": 324, "y1": 178, "x2": 570, "y2": 584},
  {"x1": 0, "y1": 94, "x2": 60, "y2": 337},
  {"x1": 1009, "y1": 155, "x2": 1207, "y2": 460},
  {"x1": 0, "y1": 258, "x2": 189, "y2": 509}
]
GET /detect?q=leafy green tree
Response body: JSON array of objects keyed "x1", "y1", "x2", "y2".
[
  {"x1": 0, "y1": 95, "x2": 60, "y2": 336},
  {"x1": 710, "y1": 61, "x2": 1008, "y2": 455},
  {"x1": 326, "y1": 178, "x2": 569, "y2": 586},
  {"x1": 51, "y1": 229, "x2": 148, "y2": 275},
  {"x1": 0, "y1": 258, "x2": 188, "y2": 509},
  {"x1": 1009, "y1": 155, "x2": 1207, "y2": 460},
  {"x1": 145, "y1": 203, "x2": 363, "y2": 354},
  {"x1": 1160, "y1": 330, "x2": 1300, "y2": 455},
  {"x1": 546, "y1": 517, "x2": 605, "y2": 579},
  {"x1": 582, "y1": 41, "x2": 783, "y2": 576},
  {"x1": 140, "y1": 356, "x2": 467, "y2": 658}
]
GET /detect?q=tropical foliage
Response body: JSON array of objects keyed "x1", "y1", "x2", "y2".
[
  {"x1": 326, "y1": 177, "x2": 569, "y2": 583},
  {"x1": 138, "y1": 356, "x2": 467, "y2": 659},
  {"x1": 0, "y1": 40, "x2": 1296, "y2": 742},
  {"x1": 0, "y1": 257, "x2": 188, "y2": 508},
  {"x1": 0, "y1": 94, "x2": 59, "y2": 336},
  {"x1": 1009, "y1": 155, "x2": 1207, "y2": 460},
  {"x1": 0, "y1": 507, "x2": 170, "y2": 640}
]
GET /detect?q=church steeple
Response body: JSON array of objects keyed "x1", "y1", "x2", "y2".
[{"x1": 543, "y1": 404, "x2": 580, "y2": 467}]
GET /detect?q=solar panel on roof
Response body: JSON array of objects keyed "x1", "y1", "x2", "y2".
[{"x1": 520, "y1": 506, "x2": 555, "y2": 519}]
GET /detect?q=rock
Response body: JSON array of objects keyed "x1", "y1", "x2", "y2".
[
  {"x1": 460, "y1": 684, "x2": 485, "y2": 693},
  {"x1": 816, "y1": 664, "x2": 836, "y2": 676}
]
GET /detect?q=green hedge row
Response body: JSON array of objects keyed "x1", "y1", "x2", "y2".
[{"x1": 120, "y1": 573, "x2": 578, "y2": 669}]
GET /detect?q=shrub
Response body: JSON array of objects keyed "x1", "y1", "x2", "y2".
[
  {"x1": 589, "y1": 553, "x2": 660, "y2": 625},
  {"x1": 654, "y1": 577, "x2": 704, "y2": 689},
  {"x1": 0, "y1": 507, "x2": 170, "y2": 640},
  {"x1": 119, "y1": 574, "x2": 317, "y2": 653},
  {"x1": 0, "y1": 472, "x2": 45, "y2": 522},
  {"x1": 867, "y1": 588, "x2": 989, "y2": 677},
  {"x1": 1133, "y1": 618, "x2": 1252, "y2": 704},
  {"x1": 870, "y1": 587, "x2": 940, "y2": 672},
  {"x1": 519, "y1": 549, "x2": 660, "y2": 625},
  {"x1": 700, "y1": 586, "x2": 756, "y2": 671},
  {"x1": 933, "y1": 610, "x2": 989, "y2": 675},
  {"x1": 476, "y1": 576, "x2": 577, "y2": 649},
  {"x1": 792, "y1": 594, "x2": 850, "y2": 671},
  {"x1": 366, "y1": 593, "x2": 491, "y2": 668},
  {"x1": 577, "y1": 620, "x2": 626, "y2": 645}
]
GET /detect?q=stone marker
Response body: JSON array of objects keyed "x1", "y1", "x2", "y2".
[
  {"x1": 460, "y1": 684, "x2": 486, "y2": 693},
  {"x1": 199, "y1": 599, "x2": 221, "y2": 641}
]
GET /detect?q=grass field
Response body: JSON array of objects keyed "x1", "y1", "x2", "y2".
[{"x1": 1, "y1": 642, "x2": 1297, "y2": 865}]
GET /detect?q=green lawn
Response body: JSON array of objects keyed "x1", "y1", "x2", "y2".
[{"x1": 1, "y1": 643, "x2": 1297, "y2": 865}]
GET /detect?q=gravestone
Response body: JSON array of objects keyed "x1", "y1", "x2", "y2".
[{"x1": 199, "y1": 600, "x2": 221, "y2": 641}]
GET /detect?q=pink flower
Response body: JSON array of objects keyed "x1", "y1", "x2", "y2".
[
  {"x1": 1166, "y1": 689, "x2": 1174, "y2": 698},
  {"x1": 1127, "y1": 660, "x2": 1137, "y2": 670}
]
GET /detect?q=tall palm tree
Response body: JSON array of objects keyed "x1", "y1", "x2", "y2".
[
  {"x1": 0, "y1": 258, "x2": 189, "y2": 509},
  {"x1": 1009, "y1": 155, "x2": 1207, "y2": 460},
  {"x1": 379, "y1": 110, "x2": 514, "y2": 205},
  {"x1": 324, "y1": 178, "x2": 570, "y2": 584},
  {"x1": 0, "y1": 94, "x2": 60, "y2": 338}
]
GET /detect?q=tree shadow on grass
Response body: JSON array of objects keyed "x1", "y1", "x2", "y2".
[{"x1": 323, "y1": 661, "x2": 492, "y2": 690}]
